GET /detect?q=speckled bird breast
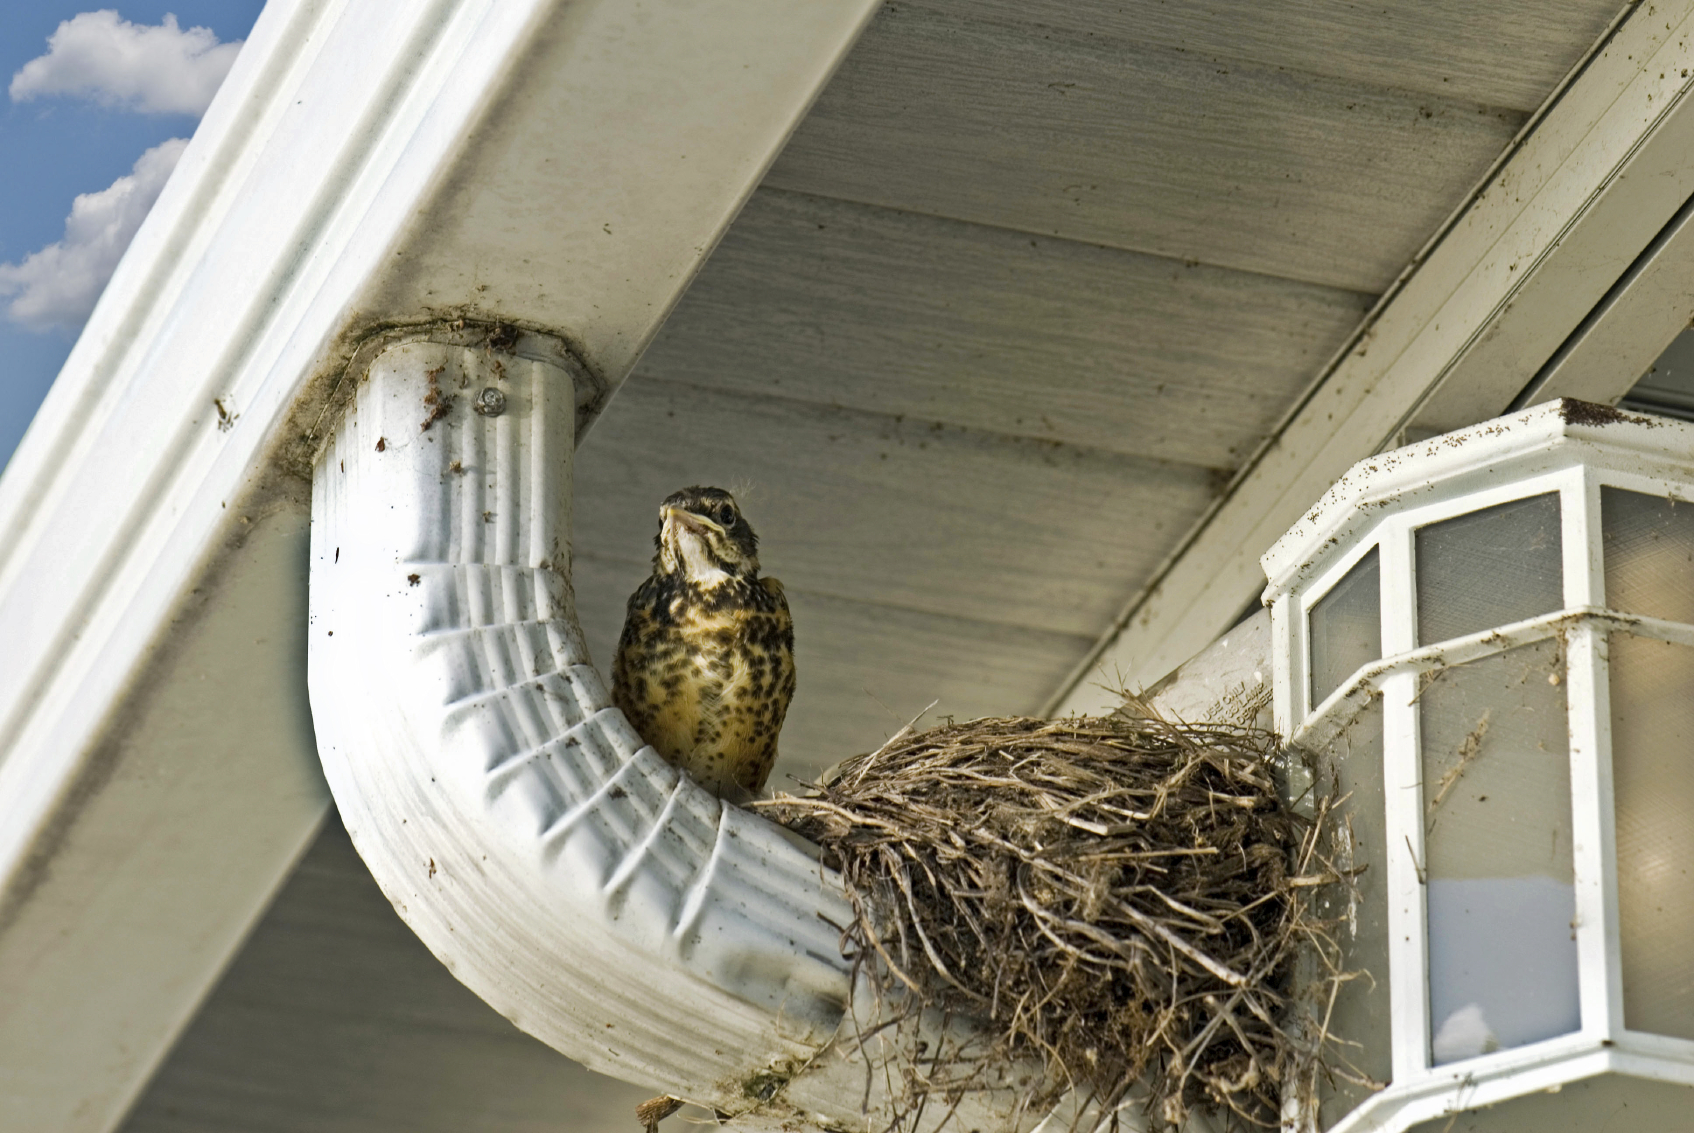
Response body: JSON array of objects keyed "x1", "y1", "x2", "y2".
[{"x1": 612, "y1": 571, "x2": 795, "y2": 798}]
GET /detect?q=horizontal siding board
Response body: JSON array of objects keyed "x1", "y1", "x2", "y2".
[
  {"x1": 573, "y1": 553, "x2": 1094, "y2": 782},
  {"x1": 638, "y1": 189, "x2": 1372, "y2": 469},
  {"x1": 766, "y1": 3, "x2": 1527, "y2": 292},
  {"x1": 905, "y1": 0, "x2": 1623, "y2": 112},
  {"x1": 573, "y1": 376, "x2": 1217, "y2": 637}
]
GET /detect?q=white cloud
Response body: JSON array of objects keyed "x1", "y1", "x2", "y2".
[
  {"x1": 0, "y1": 138, "x2": 188, "y2": 331},
  {"x1": 10, "y1": 11, "x2": 241, "y2": 116}
]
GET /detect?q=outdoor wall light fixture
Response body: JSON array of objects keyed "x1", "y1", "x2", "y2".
[{"x1": 1262, "y1": 400, "x2": 1694, "y2": 1131}]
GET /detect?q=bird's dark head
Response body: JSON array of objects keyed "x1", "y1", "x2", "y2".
[{"x1": 653, "y1": 485, "x2": 760, "y2": 584}]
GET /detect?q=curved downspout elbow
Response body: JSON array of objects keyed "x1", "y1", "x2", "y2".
[
  {"x1": 309, "y1": 333, "x2": 1077, "y2": 1133},
  {"x1": 308, "y1": 335, "x2": 855, "y2": 1106}
]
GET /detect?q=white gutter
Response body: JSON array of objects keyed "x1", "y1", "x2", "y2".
[
  {"x1": 309, "y1": 331, "x2": 1072, "y2": 1130},
  {"x1": 311, "y1": 332, "x2": 854, "y2": 1102}
]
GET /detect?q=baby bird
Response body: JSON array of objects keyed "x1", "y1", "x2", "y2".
[{"x1": 612, "y1": 486, "x2": 795, "y2": 800}]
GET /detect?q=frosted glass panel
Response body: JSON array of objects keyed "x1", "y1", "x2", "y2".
[
  {"x1": 1417, "y1": 494, "x2": 1562, "y2": 645},
  {"x1": 1602, "y1": 487, "x2": 1694, "y2": 625},
  {"x1": 1609, "y1": 633, "x2": 1694, "y2": 1040},
  {"x1": 1313, "y1": 697, "x2": 1392, "y2": 1127},
  {"x1": 1310, "y1": 547, "x2": 1381, "y2": 708},
  {"x1": 1420, "y1": 641, "x2": 1578, "y2": 1064}
]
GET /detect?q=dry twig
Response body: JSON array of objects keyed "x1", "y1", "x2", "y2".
[{"x1": 759, "y1": 708, "x2": 1349, "y2": 1131}]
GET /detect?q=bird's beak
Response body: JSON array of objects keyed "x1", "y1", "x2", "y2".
[{"x1": 662, "y1": 505, "x2": 723, "y2": 536}]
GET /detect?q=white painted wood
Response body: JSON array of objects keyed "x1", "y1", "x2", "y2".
[
  {"x1": 1261, "y1": 408, "x2": 1694, "y2": 596},
  {"x1": 1380, "y1": 668, "x2": 1428, "y2": 1087},
  {"x1": 1565, "y1": 623, "x2": 1620, "y2": 1042},
  {"x1": 1140, "y1": 608, "x2": 1271, "y2": 731},
  {"x1": 1375, "y1": 519, "x2": 1427, "y2": 1089},
  {"x1": 1286, "y1": 606, "x2": 1694, "y2": 718},
  {"x1": 0, "y1": 0, "x2": 519, "y2": 1122},
  {"x1": 906, "y1": 0, "x2": 1626, "y2": 113},
  {"x1": 1402, "y1": 31, "x2": 1694, "y2": 437},
  {"x1": 1561, "y1": 484, "x2": 1614, "y2": 1054},
  {"x1": 0, "y1": 0, "x2": 882, "y2": 1128},
  {"x1": 0, "y1": 506, "x2": 328, "y2": 1133},
  {"x1": 356, "y1": 0, "x2": 881, "y2": 385},
  {"x1": 1053, "y1": 0, "x2": 1694, "y2": 714},
  {"x1": 639, "y1": 188, "x2": 1372, "y2": 469},
  {"x1": 766, "y1": 2, "x2": 1530, "y2": 293},
  {"x1": 575, "y1": 375, "x2": 1218, "y2": 639}
]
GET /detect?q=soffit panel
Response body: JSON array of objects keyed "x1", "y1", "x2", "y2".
[
  {"x1": 573, "y1": 375, "x2": 1215, "y2": 639},
  {"x1": 636, "y1": 188, "x2": 1372, "y2": 469},
  {"x1": 906, "y1": 0, "x2": 1626, "y2": 111},
  {"x1": 118, "y1": 817, "x2": 658, "y2": 1133},
  {"x1": 764, "y1": 2, "x2": 1538, "y2": 293}
]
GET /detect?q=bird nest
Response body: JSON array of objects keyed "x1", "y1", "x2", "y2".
[{"x1": 758, "y1": 708, "x2": 1352, "y2": 1132}]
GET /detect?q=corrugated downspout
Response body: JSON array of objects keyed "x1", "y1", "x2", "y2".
[
  {"x1": 308, "y1": 333, "x2": 1093, "y2": 1131},
  {"x1": 308, "y1": 334, "x2": 858, "y2": 1102}
]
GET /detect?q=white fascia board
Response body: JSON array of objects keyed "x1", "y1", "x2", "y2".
[
  {"x1": 356, "y1": 0, "x2": 885, "y2": 383},
  {"x1": 0, "y1": 1, "x2": 878, "y2": 1129},
  {"x1": 1051, "y1": 0, "x2": 1694, "y2": 714},
  {"x1": 0, "y1": 506, "x2": 328, "y2": 1133}
]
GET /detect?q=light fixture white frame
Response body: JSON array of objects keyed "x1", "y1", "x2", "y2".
[{"x1": 1262, "y1": 402, "x2": 1694, "y2": 1132}]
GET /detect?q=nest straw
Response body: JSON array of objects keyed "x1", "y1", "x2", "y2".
[{"x1": 758, "y1": 707, "x2": 1351, "y2": 1131}]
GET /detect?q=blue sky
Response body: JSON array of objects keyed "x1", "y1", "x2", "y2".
[{"x1": 0, "y1": 3, "x2": 264, "y2": 467}]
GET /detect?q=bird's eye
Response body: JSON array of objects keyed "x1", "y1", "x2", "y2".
[{"x1": 717, "y1": 504, "x2": 737, "y2": 526}]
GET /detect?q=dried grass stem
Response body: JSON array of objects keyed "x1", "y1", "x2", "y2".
[{"x1": 760, "y1": 711, "x2": 1345, "y2": 1130}]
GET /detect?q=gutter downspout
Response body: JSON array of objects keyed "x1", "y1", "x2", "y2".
[
  {"x1": 310, "y1": 333, "x2": 1155, "y2": 1131},
  {"x1": 310, "y1": 333, "x2": 856, "y2": 1111}
]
